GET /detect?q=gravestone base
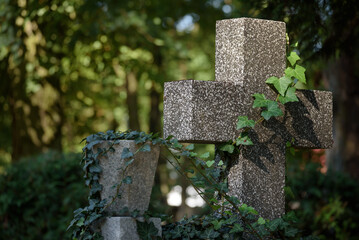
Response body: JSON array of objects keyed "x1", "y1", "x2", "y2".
[{"x1": 101, "y1": 217, "x2": 162, "y2": 240}]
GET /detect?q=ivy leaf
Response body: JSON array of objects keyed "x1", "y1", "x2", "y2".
[
  {"x1": 219, "y1": 144, "x2": 234, "y2": 154},
  {"x1": 261, "y1": 101, "x2": 283, "y2": 120},
  {"x1": 287, "y1": 51, "x2": 300, "y2": 66},
  {"x1": 84, "y1": 213, "x2": 102, "y2": 225},
  {"x1": 237, "y1": 116, "x2": 255, "y2": 130},
  {"x1": 206, "y1": 160, "x2": 215, "y2": 167},
  {"x1": 284, "y1": 211, "x2": 298, "y2": 222},
  {"x1": 166, "y1": 135, "x2": 174, "y2": 140},
  {"x1": 200, "y1": 152, "x2": 210, "y2": 159},
  {"x1": 265, "y1": 76, "x2": 278, "y2": 84},
  {"x1": 211, "y1": 220, "x2": 224, "y2": 230},
  {"x1": 236, "y1": 132, "x2": 253, "y2": 146},
  {"x1": 201, "y1": 228, "x2": 220, "y2": 238},
  {"x1": 218, "y1": 160, "x2": 224, "y2": 166},
  {"x1": 172, "y1": 142, "x2": 182, "y2": 149},
  {"x1": 171, "y1": 226, "x2": 182, "y2": 238},
  {"x1": 189, "y1": 152, "x2": 197, "y2": 157},
  {"x1": 285, "y1": 65, "x2": 306, "y2": 84},
  {"x1": 278, "y1": 87, "x2": 299, "y2": 104},
  {"x1": 257, "y1": 217, "x2": 266, "y2": 225},
  {"x1": 121, "y1": 148, "x2": 134, "y2": 159},
  {"x1": 139, "y1": 144, "x2": 151, "y2": 152},
  {"x1": 229, "y1": 223, "x2": 244, "y2": 233},
  {"x1": 122, "y1": 176, "x2": 132, "y2": 184},
  {"x1": 284, "y1": 186, "x2": 295, "y2": 199},
  {"x1": 266, "y1": 76, "x2": 292, "y2": 96},
  {"x1": 136, "y1": 221, "x2": 158, "y2": 240},
  {"x1": 76, "y1": 217, "x2": 85, "y2": 227},
  {"x1": 186, "y1": 144, "x2": 195, "y2": 150},
  {"x1": 252, "y1": 93, "x2": 270, "y2": 108},
  {"x1": 267, "y1": 218, "x2": 283, "y2": 231},
  {"x1": 285, "y1": 228, "x2": 299, "y2": 237},
  {"x1": 90, "y1": 182, "x2": 102, "y2": 195},
  {"x1": 89, "y1": 165, "x2": 101, "y2": 173}
]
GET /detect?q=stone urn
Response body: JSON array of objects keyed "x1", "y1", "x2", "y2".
[{"x1": 96, "y1": 140, "x2": 160, "y2": 216}]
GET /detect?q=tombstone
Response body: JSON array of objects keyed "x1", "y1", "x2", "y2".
[
  {"x1": 163, "y1": 18, "x2": 333, "y2": 220},
  {"x1": 96, "y1": 140, "x2": 162, "y2": 240}
]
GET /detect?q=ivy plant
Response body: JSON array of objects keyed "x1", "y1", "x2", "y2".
[
  {"x1": 68, "y1": 48, "x2": 309, "y2": 239},
  {"x1": 219, "y1": 48, "x2": 305, "y2": 152}
]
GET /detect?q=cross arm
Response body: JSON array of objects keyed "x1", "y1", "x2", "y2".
[
  {"x1": 282, "y1": 90, "x2": 333, "y2": 149},
  {"x1": 163, "y1": 80, "x2": 333, "y2": 149},
  {"x1": 163, "y1": 80, "x2": 247, "y2": 143}
]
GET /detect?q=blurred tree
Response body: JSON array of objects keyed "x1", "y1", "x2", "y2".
[{"x1": 0, "y1": 0, "x2": 224, "y2": 162}]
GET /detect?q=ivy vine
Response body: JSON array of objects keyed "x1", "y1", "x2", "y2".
[{"x1": 68, "y1": 47, "x2": 311, "y2": 239}]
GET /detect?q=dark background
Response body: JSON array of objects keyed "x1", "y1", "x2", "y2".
[{"x1": 1, "y1": 0, "x2": 359, "y2": 239}]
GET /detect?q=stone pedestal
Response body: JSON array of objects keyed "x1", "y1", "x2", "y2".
[{"x1": 101, "y1": 217, "x2": 162, "y2": 240}]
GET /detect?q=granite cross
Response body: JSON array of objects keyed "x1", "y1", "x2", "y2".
[{"x1": 163, "y1": 18, "x2": 333, "y2": 220}]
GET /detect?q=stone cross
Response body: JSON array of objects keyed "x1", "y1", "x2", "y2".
[{"x1": 163, "y1": 18, "x2": 333, "y2": 220}]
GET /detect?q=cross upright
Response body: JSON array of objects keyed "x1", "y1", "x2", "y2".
[{"x1": 163, "y1": 18, "x2": 333, "y2": 220}]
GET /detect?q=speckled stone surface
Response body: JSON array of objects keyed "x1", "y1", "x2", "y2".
[
  {"x1": 101, "y1": 217, "x2": 162, "y2": 240},
  {"x1": 215, "y1": 18, "x2": 286, "y2": 87},
  {"x1": 164, "y1": 81, "x2": 333, "y2": 148},
  {"x1": 96, "y1": 140, "x2": 160, "y2": 216},
  {"x1": 163, "y1": 18, "x2": 333, "y2": 220}
]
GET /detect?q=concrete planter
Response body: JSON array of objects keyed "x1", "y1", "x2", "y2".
[{"x1": 97, "y1": 140, "x2": 160, "y2": 216}]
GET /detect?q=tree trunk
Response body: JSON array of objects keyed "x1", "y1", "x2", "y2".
[
  {"x1": 150, "y1": 46, "x2": 163, "y2": 134},
  {"x1": 149, "y1": 82, "x2": 161, "y2": 133},
  {"x1": 8, "y1": 61, "x2": 41, "y2": 161},
  {"x1": 324, "y1": 55, "x2": 359, "y2": 179},
  {"x1": 125, "y1": 71, "x2": 141, "y2": 131}
]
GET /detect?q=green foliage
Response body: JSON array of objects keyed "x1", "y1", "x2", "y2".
[
  {"x1": 236, "y1": 116, "x2": 255, "y2": 130},
  {"x1": 278, "y1": 87, "x2": 299, "y2": 104},
  {"x1": 137, "y1": 221, "x2": 160, "y2": 240},
  {"x1": 266, "y1": 76, "x2": 292, "y2": 96},
  {"x1": 286, "y1": 157, "x2": 359, "y2": 239},
  {"x1": 285, "y1": 65, "x2": 306, "y2": 84},
  {"x1": 236, "y1": 132, "x2": 253, "y2": 146},
  {"x1": 261, "y1": 101, "x2": 283, "y2": 120},
  {"x1": 206, "y1": 160, "x2": 216, "y2": 168},
  {"x1": 0, "y1": 0, "x2": 225, "y2": 160},
  {"x1": 287, "y1": 51, "x2": 300, "y2": 66},
  {"x1": 235, "y1": 49, "x2": 304, "y2": 145},
  {"x1": 163, "y1": 209, "x2": 302, "y2": 239},
  {"x1": 0, "y1": 151, "x2": 87, "y2": 240},
  {"x1": 199, "y1": 152, "x2": 210, "y2": 159},
  {"x1": 70, "y1": 130, "x2": 305, "y2": 239},
  {"x1": 218, "y1": 144, "x2": 235, "y2": 154},
  {"x1": 121, "y1": 148, "x2": 134, "y2": 159},
  {"x1": 252, "y1": 93, "x2": 270, "y2": 108}
]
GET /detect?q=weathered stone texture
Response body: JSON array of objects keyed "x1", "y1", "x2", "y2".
[
  {"x1": 101, "y1": 217, "x2": 162, "y2": 240},
  {"x1": 215, "y1": 18, "x2": 286, "y2": 87},
  {"x1": 96, "y1": 140, "x2": 160, "y2": 215},
  {"x1": 164, "y1": 81, "x2": 333, "y2": 149}
]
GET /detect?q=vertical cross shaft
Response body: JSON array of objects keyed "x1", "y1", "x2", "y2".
[{"x1": 215, "y1": 18, "x2": 287, "y2": 219}]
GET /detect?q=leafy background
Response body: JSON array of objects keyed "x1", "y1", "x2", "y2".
[{"x1": 0, "y1": 0, "x2": 359, "y2": 239}]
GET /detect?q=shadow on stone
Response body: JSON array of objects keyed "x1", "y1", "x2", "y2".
[
  {"x1": 241, "y1": 130, "x2": 276, "y2": 173},
  {"x1": 287, "y1": 98, "x2": 321, "y2": 148}
]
